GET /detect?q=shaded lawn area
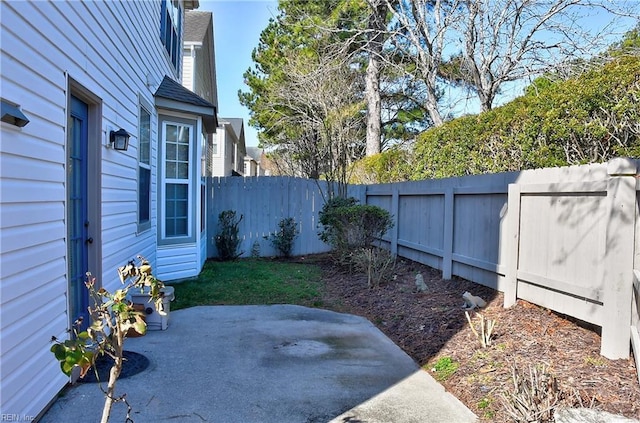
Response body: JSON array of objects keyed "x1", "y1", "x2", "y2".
[{"x1": 168, "y1": 258, "x2": 324, "y2": 310}]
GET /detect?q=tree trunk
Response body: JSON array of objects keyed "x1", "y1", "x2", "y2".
[
  {"x1": 365, "y1": 54, "x2": 382, "y2": 156},
  {"x1": 101, "y1": 323, "x2": 124, "y2": 423},
  {"x1": 364, "y1": 0, "x2": 387, "y2": 156}
]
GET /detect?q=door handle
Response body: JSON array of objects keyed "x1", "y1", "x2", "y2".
[{"x1": 86, "y1": 237, "x2": 94, "y2": 244}]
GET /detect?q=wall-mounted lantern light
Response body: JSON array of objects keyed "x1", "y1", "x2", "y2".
[
  {"x1": 109, "y1": 128, "x2": 131, "y2": 151},
  {"x1": 1, "y1": 99, "x2": 30, "y2": 127}
]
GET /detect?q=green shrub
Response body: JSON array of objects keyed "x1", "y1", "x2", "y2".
[
  {"x1": 215, "y1": 210, "x2": 243, "y2": 260},
  {"x1": 318, "y1": 197, "x2": 394, "y2": 264},
  {"x1": 266, "y1": 217, "x2": 298, "y2": 257},
  {"x1": 411, "y1": 55, "x2": 640, "y2": 180},
  {"x1": 350, "y1": 148, "x2": 412, "y2": 184}
]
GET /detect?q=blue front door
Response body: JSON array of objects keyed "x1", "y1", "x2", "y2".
[{"x1": 68, "y1": 95, "x2": 90, "y2": 330}]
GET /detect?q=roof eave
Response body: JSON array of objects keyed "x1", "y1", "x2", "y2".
[
  {"x1": 183, "y1": 1, "x2": 199, "y2": 11},
  {"x1": 155, "y1": 97, "x2": 217, "y2": 133}
]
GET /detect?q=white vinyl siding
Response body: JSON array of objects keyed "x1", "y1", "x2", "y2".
[
  {"x1": 182, "y1": 45, "x2": 195, "y2": 91},
  {"x1": 0, "y1": 0, "x2": 177, "y2": 418}
]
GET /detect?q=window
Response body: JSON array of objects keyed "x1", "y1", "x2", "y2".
[
  {"x1": 211, "y1": 138, "x2": 218, "y2": 156},
  {"x1": 160, "y1": 0, "x2": 182, "y2": 70},
  {"x1": 163, "y1": 122, "x2": 191, "y2": 237},
  {"x1": 200, "y1": 183, "x2": 206, "y2": 233},
  {"x1": 200, "y1": 133, "x2": 207, "y2": 177},
  {"x1": 138, "y1": 105, "x2": 152, "y2": 231}
]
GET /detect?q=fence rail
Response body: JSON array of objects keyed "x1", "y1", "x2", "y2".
[{"x1": 208, "y1": 159, "x2": 639, "y2": 374}]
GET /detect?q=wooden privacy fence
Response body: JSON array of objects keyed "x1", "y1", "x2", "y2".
[
  {"x1": 207, "y1": 159, "x2": 639, "y2": 371},
  {"x1": 207, "y1": 176, "x2": 360, "y2": 258},
  {"x1": 365, "y1": 158, "x2": 639, "y2": 365}
]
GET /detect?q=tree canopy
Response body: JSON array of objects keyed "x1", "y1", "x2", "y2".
[{"x1": 240, "y1": 0, "x2": 639, "y2": 184}]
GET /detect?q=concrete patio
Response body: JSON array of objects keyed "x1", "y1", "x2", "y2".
[{"x1": 39, "y1": 305, "x2": 477, "y2": 423}]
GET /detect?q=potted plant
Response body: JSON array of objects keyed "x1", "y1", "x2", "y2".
[{"x1": 50, "y1": 256, "x2": 165, "y2": 423}]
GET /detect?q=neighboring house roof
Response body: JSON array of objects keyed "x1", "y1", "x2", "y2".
[
  {"x1": 155, "y1": 75, "x2": 218, "y2": 132},
  {"x1": 219, "y1": 117, "x2": 244, "y2": 140},
  {"x1": 246, "y1": 147, "x2": 263, "y2": 161},
  {"x1": 184, "y1": 11, "x2": 212, "y2": 43}
]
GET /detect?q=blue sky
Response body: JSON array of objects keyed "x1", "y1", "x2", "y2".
[{"x1": 199, "y1": 0, "x2": 278, "y2": 148}]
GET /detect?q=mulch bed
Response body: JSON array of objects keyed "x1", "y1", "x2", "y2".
[{"x1": 300, "y1": 254, "x2": 640, "y2": 422}]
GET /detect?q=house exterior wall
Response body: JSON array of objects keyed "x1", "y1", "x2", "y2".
[
  {"x1": 188, "y1": 41, "x2": 216, "y2": 107},
  {"x1": 0, "y1": 0, "x2": 195, "y2": 419},
  {"x1": 212, "y1": 123, "x2": 240, "y2": 176},
  {"x1": 182, "y1": 46, "x2": 195, "y2": 91}
]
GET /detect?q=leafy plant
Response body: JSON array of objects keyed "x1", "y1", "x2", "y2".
[
  {"x1": 431, "y1": 356, "x2": 460, "y2": 381},
  {"x1": 318, "y1": 196, "x2": 359, "y2": 249},
  {"x1": 50, "y1": 256, "x2": 165, "y2": 423},
  {"x1": 352, "y1": 246, "x2": 396, "y2": 288},
  {"x1": 465, "y1": 311, "x2": 497, "y2": 348},
  {"x1": 265, "y1": 217, "x2": 298, "y2": 257},
  {"x1": 215, "y1": 210, "x2": 243, "y2": 260},
  {"x1": 318, "y1": 197, "x2": 394, "y2": 265}
]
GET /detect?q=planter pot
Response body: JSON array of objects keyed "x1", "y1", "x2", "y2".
[{"x1": 129, "y1": 286, "x2": 174, "y2": 331}]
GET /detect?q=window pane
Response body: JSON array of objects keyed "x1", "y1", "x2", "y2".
[
  {"x1": 165, "y1": 183, "x2": 188, "y2": 237},
  {"x1": 175, "y1": 218, "x2": 187, "y2": 235},
  {"x1": 166, "y1": 162, "x2": 177, "y2": 179},
  {"x1": 139, "y1": 108, "x2": 151, "y2": 165},
  {"x1": 178, "y1": 163, "x2": 188, "y2": 179},
  {"x1": 174, "y1": 183, "x2": 187, "y2": 198},
  {"x1": 179, "y1": 127, "x2": 190, "y2": 143},
  {"x1": 166, "y1": 125, "x2": 177, "y2": 142},
  {"x1": 138, "y1": 167, "x2": 150, "y2": 223},
  {"x1": 178, "y1": 144, "x2": 189, "y2": 161},
  {"x1": 166, "y1": 143, "x2": 177, "y2": 160},
  {"x1": 176, "y1": 199, "x2": 188, "y2": 217}
]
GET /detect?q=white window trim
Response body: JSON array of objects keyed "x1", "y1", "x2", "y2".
[
  {"x1": 137, "y1": 99, "x2": 154, "y2": 234},
  {"x1": 161, "y1": 120, "x2": 193, "y2": 239}
]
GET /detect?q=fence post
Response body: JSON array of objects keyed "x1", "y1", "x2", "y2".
[
  {"x1": 504, "y1": 183, "x2": 521, "y2": 308},
  {"x1": 601, "y1": 157, "x2": 637, "y2": 359},
  {"x1": 442, "y1": 188, "x2": 454, "y2": 280},
  {"x1": 390, "y1": 186, "x2": 399, "y2": 256}
]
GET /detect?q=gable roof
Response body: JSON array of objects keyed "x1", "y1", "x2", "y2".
[
  {"x1": 219, "y1": 117, "x2": 244, "y2": 139},
  {"x1": 155, "y1": 76, "x2": 218, "y2": 132},
  {"x1": 246, "y1": 147, "x2": 263, "y2": 161},
  {"x1": 184, "y1": 11, "x2": 212, "y2": 43}
]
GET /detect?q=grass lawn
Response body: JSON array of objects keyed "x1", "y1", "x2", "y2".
[{"x1": 167, "y1": 258, "x2": 324, "y2": 310}]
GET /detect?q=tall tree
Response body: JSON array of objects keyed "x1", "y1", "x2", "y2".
[
  {"x1": 364, "y1": 0, "x2": 390, "y2": 155},
  {"x1": 240, "y1": 0, "x2": 365, "y2": 197}
]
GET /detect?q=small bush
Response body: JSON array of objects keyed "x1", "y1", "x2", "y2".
[
  {"x1": 215, "y1": 210, "x2": 243, "y2": 260},
  {"x1": 266, "y1": 217, "x2": 298, "y2": 257},
  {"x1": 318, "y1": 197, "x2": 393, "y2": 264}
]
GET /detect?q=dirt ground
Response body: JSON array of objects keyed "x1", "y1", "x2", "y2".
[{"x1": 302, "y1": 254, "x2": 640, "y2": 422}]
